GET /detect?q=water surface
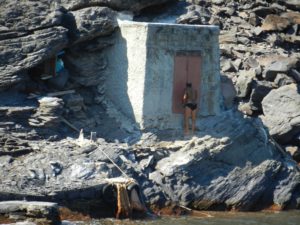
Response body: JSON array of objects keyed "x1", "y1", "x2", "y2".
[{"x1": 63, "y1": 211, "x2": 300, "y2": 225}]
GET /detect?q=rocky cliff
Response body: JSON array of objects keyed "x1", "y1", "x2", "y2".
[{"x1": 0, "y1": 0, "x2": 299, "y2": 220}]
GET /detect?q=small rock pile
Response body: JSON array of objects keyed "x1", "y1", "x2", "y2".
[{"x1": 29, "y1": 97, "x2": 64, "y2": 128}]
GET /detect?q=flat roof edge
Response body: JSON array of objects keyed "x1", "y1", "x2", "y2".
[{"x1": 118, "y1": 20, "x2": 220, "y2": 32}]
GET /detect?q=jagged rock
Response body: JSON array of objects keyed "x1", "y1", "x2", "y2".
[
  {"x1": 263, "y1": 57, "x2": 298, "y2": 81},
  {"x1": 0, "y1": 73, "x2": 26, "y2": 91},
  {"x1": 221, "y1": 75, "x2": 236, "y2": 109},
  {"x1": 274, "y1": 73, "x2": 296, "y2": 87},
  {"x1": 252, "y1": 6, "x2": 281, "y2": 18},
  {"x1": 219, "y1": 32, "x2": 237, "y2": 44},
  {"x1": 261, "y1": 14, "x2": 292, "y2": 32},
  {"x1": 29, "y1": 97, "x2": 64, "y2": 128},
  {"x1": 176, "y1": 5, "x2": 211, "y2": 24},
  {"x1": 261, "y1": 84, "x2": 300, "y2": 144},
  {"x1": 60, "y1": 0, "x2": 177, "y2": 12},
  {"x1": 221, "y1": 60, "x2": 236, "y2": 72},
  {"x1": 285, "y1": 146, "x2": 300, "y2": 162},
  {"x1": 235, "y1": 70, "x2": 256, "y2": 98},
  {"x1": 65, "y1": 50, "x2": 107, "y2": 86},
  {"x1": 249, "y1": 80, "x2": 273, "y2": 112},
  {"x1": 63, "y1": 93, "x2": 84, "y2": 112},
  {"x1": 0, "y1": 201, "x2": 60, "y2": 225},
  {"x1": 150, "y1": 111, "x2": 299, "y2": 210},
  {"x1": 70, "y1": 7, "x2": 117, "y2": 44},
  {"x1": 290, "y1": 69, "x2": 300, "y2": 82},
  {"x1": 0, "y1": 0, "x2": 63, "y2": 38}
]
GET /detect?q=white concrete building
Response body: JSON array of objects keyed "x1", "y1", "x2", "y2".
[{"x1": 105, "y1": 21, "x2": 221, "y2": 130}]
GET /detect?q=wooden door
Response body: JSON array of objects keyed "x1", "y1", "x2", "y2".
[{"x1": 172, "y1": 54, "x2": 201, "y2": 114}]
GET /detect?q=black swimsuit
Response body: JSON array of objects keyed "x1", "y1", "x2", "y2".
[{"x1": 185, "y1": 103, "x2": 197, "y2": 111}]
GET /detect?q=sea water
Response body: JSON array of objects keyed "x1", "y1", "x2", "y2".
[{"x1": 62, "y1": 210, "x2": 300, "y2": 225}]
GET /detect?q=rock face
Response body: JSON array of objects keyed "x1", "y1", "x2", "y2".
[
  {"x1": 262, "y1": 84, "x2": 300, "y2": 144},
  {"x1": 0, "y1": 201, "x2": 60, "y2": 225},
  {"x1": 0, "y1": 111, "x2": 299, "y2": 213},
  {"x1": 60, "y1": 0, "x2": 177, "y2": 11},
  {"x1": 0, "y1": 0, "x2": 300, "y2": 221}
]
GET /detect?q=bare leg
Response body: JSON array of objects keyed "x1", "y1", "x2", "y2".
[
  {"x1": 191, "y1": 109, "x2": 197, "y2": 134},
  {"x1": 184, "y1": 107, "x2": 191, "y2": 135}
]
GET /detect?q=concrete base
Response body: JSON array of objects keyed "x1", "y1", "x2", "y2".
[{"x1": 105, "y1": 21, "x2": 221, "y2": 129}]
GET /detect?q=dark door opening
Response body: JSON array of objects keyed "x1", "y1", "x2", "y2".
[{"x1": 172, "y1": 54, "x2": 201, "y2": 114}]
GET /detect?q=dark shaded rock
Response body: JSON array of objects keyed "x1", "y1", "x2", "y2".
[
  {"x1": 0, "y1": 27, "x2": 68, "y2": 88},
  {"x1": 235, "y1": 70, "x2": 256, "y2": 98},
  {"x1": 272, "y1": 166, "x2": 300, "y2": 209},
  {"x1": 290, "y1": 69, "x2": 300, "y2": 83},
  {"x1": 60, "y1": 0, "x2": 177, "y2": 12},
  {"x1": 0, "y1": 0, "x2": 63, "y2": 36},
  {"x1": 28, "y1": 97, "x2": 64, "y2": 128},
  {"x1": 262, "y1": 84, "x2": 300, "y2": 144},
  {"x1": 274, "y1": 73, "x2": 296, "y2": 87},
  {"x1": 261, "y1": 14, "x2": 292, "y2": 32},
  {"x1": 63, "y1": 93, "x2": 84, "y2": 112},
  {"x1": 285, "y1": 146, "x2": 300, "y2": 162},
  {"x1": 64, "y1": 50, "x2": 107, "y2": 87},
  {"x1": 263, "y1": 57, "x2": 298, "y2": 81},
  {"x1": 249, "y1": 80, "x2": 273, "y2": 112}
]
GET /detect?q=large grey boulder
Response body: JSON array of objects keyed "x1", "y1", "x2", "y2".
[
  {"x1": 64, "y1": 50, "x2": 107, "y2": 86},
  {"x1": 60, "y1": 0, "x2": 177, "y2": 11},
  {"x1": 261, "y1": 84, "x2": 300, "y2": 144},
  {"x1": 70, "y1": 7, "x2": 117, "y2": 44},
  {"x1": 150, "y1": 111, "x2": 300, "y2": 210},
  {"x1": 0, "y1": 201, "x2": 60, "y2": 225},
  {"x1": 235, "y1": 69, "x2": 256, "y2": 98},
  {"x1": 0, "y1": 0, "x2": 63, "y2": 39},
  {"x1": 263, "y1": 57, "x2": 298, "y2": 81},
  {"x1": 249, "y1": 80, "x2": 273, "y2": 112}
]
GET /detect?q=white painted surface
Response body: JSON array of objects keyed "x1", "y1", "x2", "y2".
[{"x1": 105, "y1": 22, "x2": 221, "y2": 129}]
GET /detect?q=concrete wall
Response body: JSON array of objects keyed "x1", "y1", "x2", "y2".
[{"x1": 105, "y1": 21, "x2": 221, "y2": 130}]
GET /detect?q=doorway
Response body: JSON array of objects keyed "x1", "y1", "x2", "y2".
[{"x1": 172, "y1": 53, "x2": 202, "y2": 114}]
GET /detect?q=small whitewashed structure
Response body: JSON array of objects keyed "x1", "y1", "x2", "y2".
[{"x1": 105, "y1": 21, "x2": 221, "y2": 129}]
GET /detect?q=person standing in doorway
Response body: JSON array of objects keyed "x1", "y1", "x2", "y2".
[{"x1": 182, "y1": 83, "x2": 198, "y2": 136}]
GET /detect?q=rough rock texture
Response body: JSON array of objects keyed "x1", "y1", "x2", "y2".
[
  {"x1": 0, "y1": 0, "x2": 300, "y2": 221},
  {"x1": 60, "y1": 0, "x2": 177, "y2": 11},
  {"x1": 0, "y1": 201, "x2": 60, "y2": 225},
  {"x1": 261, "y1": 84, "x2": 300, "y2": 144},
  {"x1": 70, "y1": 7, "x2": 117, "y2": 44},
  {"x1": 0, "y1": 111, "x2": 299, "y2": 213},
  {"x1": 0, "y1": 27, "x2": 68, "y2": 86}
]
